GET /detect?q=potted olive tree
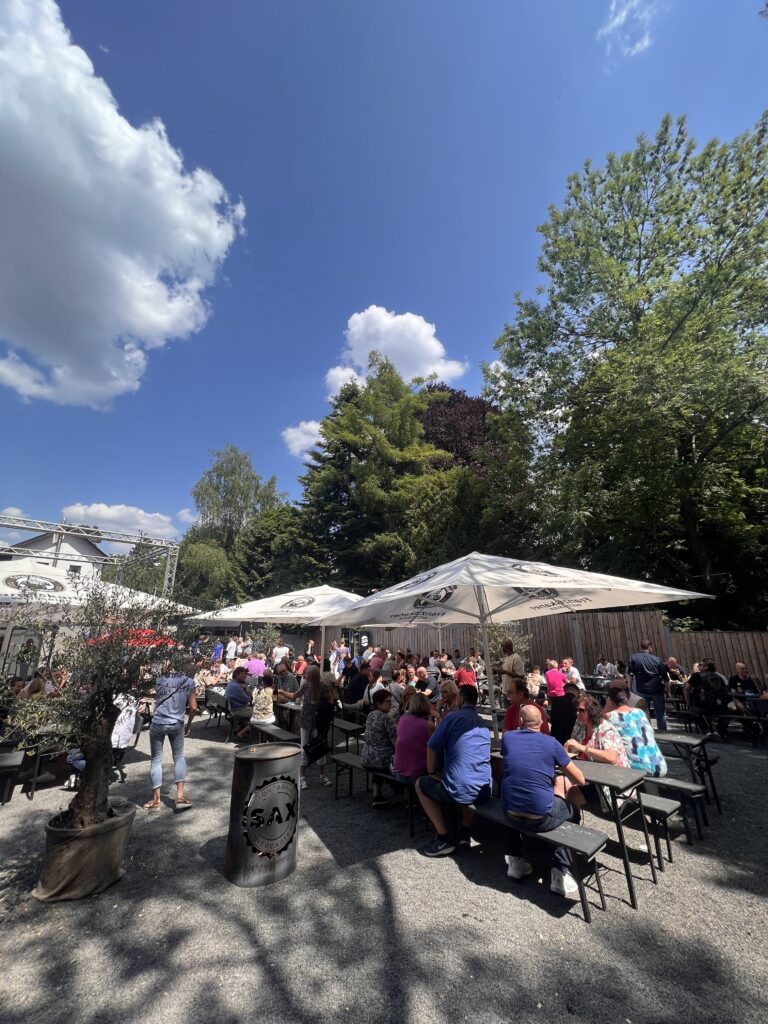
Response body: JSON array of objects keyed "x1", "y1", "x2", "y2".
[{"x1": 3, "y1": 574, "x2": 193, "y2": 902}]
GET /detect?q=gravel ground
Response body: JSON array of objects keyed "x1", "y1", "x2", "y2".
[{"x1": 1, "y1": 720, "x2": 766, "y2": 1024}]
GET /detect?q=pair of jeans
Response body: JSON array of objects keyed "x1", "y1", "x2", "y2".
[
  {"x1": 644, "y1": 691, "x2": 667, "y2": 731},
  {"x1": 149, "y1": 721, "x2": 186, "y2": 789},
  {"x1": 506, "y1": 795, "x2": 578, "y2": 872},
  {"x1": 67, "y1": 749, "x2": 86, "y2": 775}
]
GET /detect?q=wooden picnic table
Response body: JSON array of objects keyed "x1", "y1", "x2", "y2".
[{"x1": 654, "y1": 731, "x2": 722, "y2": 813}]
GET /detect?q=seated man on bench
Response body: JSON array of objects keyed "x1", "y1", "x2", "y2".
[
  {"x1": 501, "y1": 705, "x2": 586, "y2": 899},
  {"x1": 416, "y1": 684, "x2": 491, "y2": 857}
]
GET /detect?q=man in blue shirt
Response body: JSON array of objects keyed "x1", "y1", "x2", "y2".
[
  {"x1": 501, "y1": 705, "x2": 585, "y2": 897},
  {"x1": 628, "y1": 640, "x2": 668, "y2": 730},
  {"x1": 416, "y1": 685, "x2": 491, "y2": 856},
  {"x1": 225, "y1": 666, "x2": 253, "y2": 740}
]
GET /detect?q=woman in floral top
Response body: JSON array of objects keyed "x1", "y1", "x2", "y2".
[
  {"x1": 361, "y1": 689, "x2": 398, "y2": 807},
  {"x1": 605, "y1": 684, "x2": 667, "y2": 777},
  {"x1": 565, "y1": 696, "x2": 630, "y2": 767}
]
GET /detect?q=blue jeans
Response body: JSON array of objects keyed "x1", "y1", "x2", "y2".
[
  {"x1": 644, "y1": 691, "x2": 667, "y2": 731},
  {"x1": 506, "y1": 795, "x2": 577, "y2": 872},
  {"x1": 67, "y1": 749, "x2": 86, "y2": 775},
  {"x1": 149, "y1": 722, "x2": 186, "y2": 789}
]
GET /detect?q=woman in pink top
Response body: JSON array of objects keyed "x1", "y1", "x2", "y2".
[
  {"x1": 545, "y1": 659, "x2": 567, "y2": 697},
  {"x1": 392, "y1": 692, "x2": 435, "y2": 780}
]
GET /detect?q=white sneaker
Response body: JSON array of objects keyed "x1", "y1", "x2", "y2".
[
  {"x1": 300, "y1": 777, "x2": 308, "y2": 790},
  {"x1": 550, "y1": 868, "x2": 579, "y2": 898},
  {"x1": 318, "y1": 774, "x2": 332, "y2": 787},
  {"x1": 505, "y1": 855, "x2": 533, "y2": 879}
]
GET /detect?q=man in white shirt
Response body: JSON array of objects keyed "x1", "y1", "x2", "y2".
[
  {"x1": 562, "y1": 657, "x2": 585, "y2": 691},
  {"x1": 497, "y1": 639, "x2": 525, "y2": 706},
  {"x1": 272, "y1": 637, "x2": 290, "y2": 666},
  {"x1": 594, "y1": 656, "x2": 616, "y2": 678},
  {"x1": 225, "y1": 636, "x2": 238, "y2": 662}
]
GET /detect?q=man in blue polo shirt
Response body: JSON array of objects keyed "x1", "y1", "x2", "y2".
[
  {"x1": 416, "y1": 685, "x2": 491, "y2": 856},
  {"x1": 501, "y1": 705, "x2": 585, "y2": 897}
]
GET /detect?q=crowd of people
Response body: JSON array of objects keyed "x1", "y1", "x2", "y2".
[{"x1": 4, "y1": 628, "x2": 765, "y2": 894}]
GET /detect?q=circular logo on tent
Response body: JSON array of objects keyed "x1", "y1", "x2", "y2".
[
  {"x1": 515, "y1": 587, "x2": 560, "y2": 600},
  {"x1": 4, "y1": 574, "x2": 64, "y2": 593},
  {"x1": 280, "y1": 596, "x2": 315, "y2": 609},
  {"x1": 395, "y1": 571, "x2": 437, "y2": 591},
  {"x1": 507, "y1": 563, "x2": 562, "y2": 578},
  {"x1": 241, "y1": 776, "x2": 298, "y2": 857},
  {"x1": 413, "y1": 586, "x2": 456, "y2": 609}
]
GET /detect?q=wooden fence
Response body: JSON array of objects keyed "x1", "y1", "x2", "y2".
[{"x1": 308, "y1": 611, "x2": 768, "y2": 681}]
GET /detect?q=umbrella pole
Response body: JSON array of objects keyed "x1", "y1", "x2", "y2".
[
  {"x1": 475, "y1": 586, "x2": 499, "y2": 742},
  {"x1": 320, "y1": 625, "x2": 325, "y2": 669}
]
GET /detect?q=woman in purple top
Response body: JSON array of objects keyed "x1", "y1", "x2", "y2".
[{"x1": 392, "y1": 692, "x2": 436, "y2": 781}]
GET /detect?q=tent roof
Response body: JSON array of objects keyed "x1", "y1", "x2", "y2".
[
  {"x1": 189, "y1": 585, "x2": 362, "y2": 626},
  {"x1": 314, "y1": 552, "x2": 710, "y2": 627}
]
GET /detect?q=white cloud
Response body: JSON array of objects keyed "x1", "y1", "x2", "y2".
[
  {"x1": 597, "y1": 0, "x2": 659, "y2": 59},
  {"x1": 0, "y1": 0, "x2": 244, "y2": 407},
  {"x1": 0, "y1": 506, "x2": 26, "y2": 544},
  {"x1": 282, "y1": 420, "x2": 322, "y2": 458},
  {"x1": 61, "y1": 502, "x2": 179, "y2": 540},
  {"x1": 324, "y1": 305, "x2": 468, "y2": 399},
  {"x1": 176, "y1": 507, "x2": 198, "y2": 525},
  {"x1": 324, "y1": 364, "x2": 366, "y2": 397}
]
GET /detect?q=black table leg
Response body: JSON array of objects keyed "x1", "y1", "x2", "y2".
[{"x1": 610, "y1": 789, "x2": 638, "y2": 910}]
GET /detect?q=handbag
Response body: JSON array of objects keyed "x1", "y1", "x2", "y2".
[{"x1": 303, "y1": 735, "x2": 330, "y2": 764}]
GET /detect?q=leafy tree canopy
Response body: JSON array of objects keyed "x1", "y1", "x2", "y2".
[{"x1": 492, "y1": 113, "x2": 768, "y2": 628}]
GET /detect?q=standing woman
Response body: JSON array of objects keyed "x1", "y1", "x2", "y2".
[
  {"x1": 545, "y1": 658, "x2": 572, "y2": 744},
  {"x1": 145, "y1": 667, "x2": 197, "y2": 812},
  {"x1": 283, "y1": 664, "x2": 333, "y2": 790}
]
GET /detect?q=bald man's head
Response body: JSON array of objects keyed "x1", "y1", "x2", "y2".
[{"x1": 520, "y1": 705, "x2": 542, "y2": 731}]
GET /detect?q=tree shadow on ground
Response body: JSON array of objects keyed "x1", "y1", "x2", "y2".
[{"x1": 1, "y1": 731, "x2": 766, "y2": 1024}]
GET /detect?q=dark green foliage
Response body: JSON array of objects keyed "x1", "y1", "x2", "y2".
[{"x1": 491, "y1": 113, "x2": 768, "y2": 628}]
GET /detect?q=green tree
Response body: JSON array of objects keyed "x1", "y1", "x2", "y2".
[
  {"x1": 229, "y1": 504, "x2": 322, "y2": 601},
  {"x1": 102, "y1": 541, "x2": 167, "y2": 595},
  {"x1": 492, "y1": 114, "x2": 768, "y2": 628},
  {"x1": 191, "y1": 444, "x2": 284, "y2": 550},
  {"x1": 300, "y1": 356, "x2": 450, "y2": 592},
  {"x1": 175, "y1": 538, "x2": 231, "y2": 609}
]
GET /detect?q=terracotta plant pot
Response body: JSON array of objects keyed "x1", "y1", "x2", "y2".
[{"x1": 33, "y1": 799, "x2": 137, "y2": 902}]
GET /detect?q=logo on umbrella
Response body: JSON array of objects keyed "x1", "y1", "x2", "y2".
[
  {"x1": 395, "y1": 571, "x2": 437, "y2": 590},
  {"x1": 280, "y1": 596, "x2": 315, "y2": 609},
  {"x1": 4, "y1": 574, "x2": 65, "y2": 593},
  {"x1": 413, "y1": 586, "x2": 456, "y2": 608},
  {"x1": 508, "y1": 563, "x2": 563, "y2": 579}
]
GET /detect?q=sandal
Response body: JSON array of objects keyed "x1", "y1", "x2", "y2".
[
  {"x1": 175, "y1": 798, "x2": 192, "y2": 812},
  {"x1": 143, "y1": 799, "x2": 161, "y2": 810}
]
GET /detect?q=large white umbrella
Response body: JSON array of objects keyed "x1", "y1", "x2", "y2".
[
  {"x1": 0, "y1": 557, "x2": 195, "y2": 614},
  {"x1": 322, "y1": 552, "x2": 710, "y2": 734},
  {"x1": 189, "y1": 585, "x2": 362, "y2": 665}
]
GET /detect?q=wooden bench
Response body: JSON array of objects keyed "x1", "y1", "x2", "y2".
[
  {"x1": 331, "y1": 752, "x2": 363, "y2": 797},
  {"x1": 330, "y1": 752, "x2": 420, "y2": 835},
  {"x1": 624, "y1": 792, "x2": 681, "y2": 870},
  {"x1": 472, "y1": 798, "x2": 609, "y2": 923},
  {"x1": 332, "y1": 718, "x2": 364, "y2": 754},
  {"x1": 643, "y1": 777, "x2": 708, "y2": 843},
  {"x1": 256, "y1": 723, "x2": 300, "y2": 744}
]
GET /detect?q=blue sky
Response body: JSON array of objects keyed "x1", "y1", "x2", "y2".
[{"x1": 0, "y1": 0, "x2": 766, "y2": 544}]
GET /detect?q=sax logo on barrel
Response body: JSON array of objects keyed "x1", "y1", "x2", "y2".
[{"x1": 241, "y1": 775, "x2": 298, "y2": 857}]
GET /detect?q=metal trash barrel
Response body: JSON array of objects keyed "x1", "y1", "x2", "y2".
[{"x1": 225, "y1": 742, "x2": 301, "y2": 887}]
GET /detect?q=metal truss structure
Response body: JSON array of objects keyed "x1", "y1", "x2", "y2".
[{"x1": 0, "y1": 513, "x2": 180, "y2": 597}]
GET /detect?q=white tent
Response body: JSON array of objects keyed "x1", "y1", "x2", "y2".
[
  {"x1": 189, "y1": 585, "x2": 362, "y2": 666},
  {"x1": 0, "y1": 557, "x2": 194, "y2": 614},
  {"x1": 189, "y1": 585, "x2": 361, "y2": 625},
  {"x1": 315, "y1": 552, "x2": 710, "y2": 734}
]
